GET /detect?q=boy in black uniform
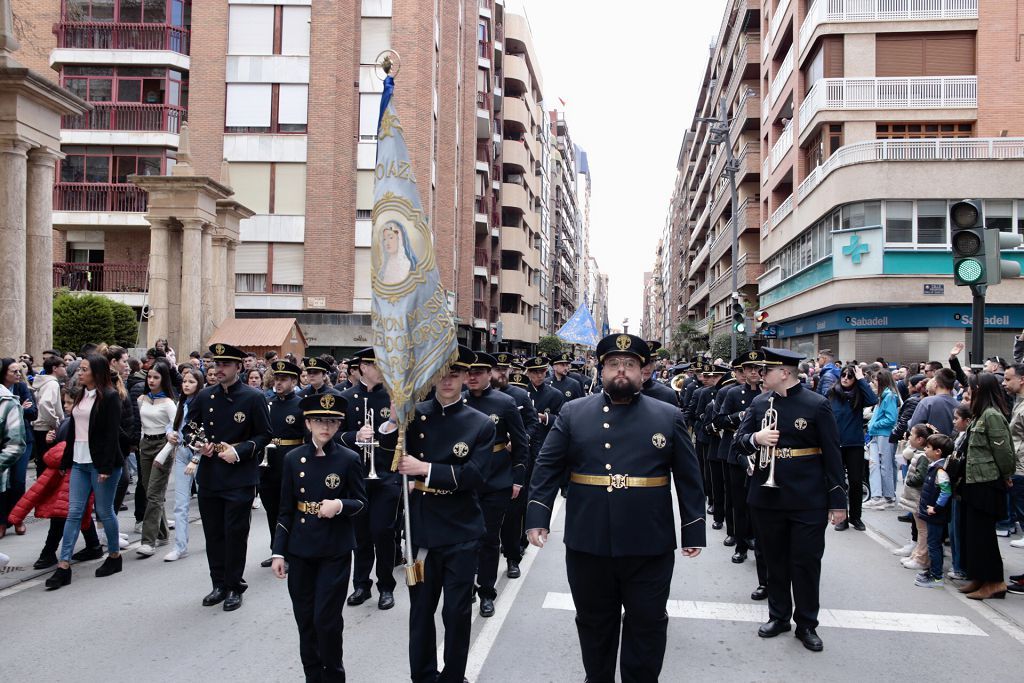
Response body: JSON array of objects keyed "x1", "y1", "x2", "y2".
[
  {"x1": 642, "y1": 341, "x2": 680, "y2": 406},
  {"x1": 300, "y1": 357, "x2": 342, "y2": 398},
  {"x1": 700, "y1": 362, "x2": 732, "y2": 532},
  {"x1": 271, "y1": 393, "x2": 367, "y2": 683},
  {"x1": 568, "y1": 359, "x2": 593, "y2": 394},
  {"x1": 391, "y1": 346, "x2": 495, "y2": 683},
  {"x1": 259, "y1": 360, "x2": 306, "y2": 568},
  {"x1": 735, "y1": 348, "x2": 847, "y2": 652},
  {"x1": 465, "y1": 351, "x2": 529, "y2": 617},
  {"x1": 525, "y1": 356, "x2": 566, "y2": 443},
  {"x1": 187, "y1": 343, "x2": 272, "y2": 611},
  {"x1": 526, "y1": 334, "x2": 705, "y2": 683},
  {"x1": 338, "y1": 347, "x2": 402, "y2": 611},
  {"x1": 549, "y1": 352, "x2": 584, "y2": 401}
]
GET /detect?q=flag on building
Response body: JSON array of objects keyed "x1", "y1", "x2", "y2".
[
  {"x1": 556, "y1": 302, "x2": 600, "y2": 347},
  {"x1": 371, "y1": 72, "x2": 457, "y2": 428}
]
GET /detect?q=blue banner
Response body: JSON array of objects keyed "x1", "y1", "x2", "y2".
[{"x1": 556, "y1": 302, "x2": 600, "y2": 347}]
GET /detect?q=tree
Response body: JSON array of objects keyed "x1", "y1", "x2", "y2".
[
  {"x1": 710, "y1": 332, "x2": 751, "y2": 362},
  {"x1": 655, "y1": 347, "x2": 670, "y2": 360},
  {"x1": 538, "y1": 335, "x2": 563, "y2": 357},
  {"x1": 53, "y1": 293, "x2": 116, "y2": 354},
  {"x1": 110, "y1": 300, "x2": 140, "y2": 348},
  {"x1": 670, "y1": 321, "x2": 709, "y2": 359}
]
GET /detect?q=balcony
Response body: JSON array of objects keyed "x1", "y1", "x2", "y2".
[
  {"x1": 500, "y1": 181, "x2": 530, "y2": 214},
  {"x1": 763, "y1": 194, "x2": 793, "y2": 236},
  {"x1": 768, "y1": 119, "x2": 794, "y2": 173},
  {"x1": 799, "y1": 0, "x2": 978, "y2": 57},
  {"x1": 54, "y1": 182, "x2": 148, "y2": 213},
  {"x1": 500, "y1": 311, "x2": 539, "y2": 344},
  {"x1": 797, "y1": 137, "x2": 1024, "y2": 202},
  {"x1": 62, "y1": 103, "x2": 186, "y2": 134},
  {"x1": 54, "y1": 22, "x2": 190, "y2": 54},
  {"x1": 767, "y1": 0, "x2": 793, "y2": 50},
  {"x1": 766, "y1": 45, "x2": 794, "y2": 111},
  {"x1": 53, "y1": 262, "x2": 148, "y2": 293},
  {"x1": 504, "y1": 53, "x2": 529, "y2": 91},
  {"x1": 799, "y1": 76, "x2": 978, "y2": 128}
]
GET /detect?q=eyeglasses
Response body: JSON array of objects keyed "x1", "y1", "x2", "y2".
[{"x1": 604, "y1": 357, "x2": 640, "y2": 371}]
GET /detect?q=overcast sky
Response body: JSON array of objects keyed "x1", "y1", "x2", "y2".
[{"x1": 518, "y1": 0, "x2": 727, "y2": 332}]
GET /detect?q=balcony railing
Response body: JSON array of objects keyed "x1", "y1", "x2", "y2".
[
  {"x1": 54, "y1": 22, "x2": 191, "y2": 55},
  {"x1": 62, "y1": 103, "x2": 186, "y2": 134},
  {"x1": 765, "y1": 194, "x2": 794, "y2": 235},
  {"x1": 799, "y1": 76, "x2": 978, "y2": 125},
  {"x1": 797, "y1": 137, "x2": 1024, "y2": 202},
  {"x1": 767, "y1": 0, "x2": 793, "y2": 48},
  {"x1": 54, "y1": 182, "x2": 148, "y2": 212},
  {"x1": 800, "y1": 0, "x2": 978, "y2": 55},
  {"x1": 53, "y1": 262, "x2": 148, "y2": 293},
  {"x1": 766, "y1": 45, "x2": 794, "y2": 111},
  {"x1": 768, "y1": 119, "x2": 794, "y2": 174}
]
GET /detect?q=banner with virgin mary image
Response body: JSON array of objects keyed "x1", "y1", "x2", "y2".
[{"x1": 370, "y1": 72, "x2": 457, "y2": 429}]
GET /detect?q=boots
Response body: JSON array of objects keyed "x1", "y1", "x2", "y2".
[
  {"x1": 958, "y1": 580, "x2": 983, "y2": 594},
  {"x1": 45, "y1": 566, "x2": 72, "y2": 590},
  {"x1": 966, "y1": 581, "x2": 1007, "y2": 600},
  {"x1": 95, "y1": 554, "x2": 122, "y2": 578}
]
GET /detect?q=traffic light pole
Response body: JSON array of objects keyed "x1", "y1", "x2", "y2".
[{"x1": 970, "y1": 284, "x2": 986, "y2": 371}]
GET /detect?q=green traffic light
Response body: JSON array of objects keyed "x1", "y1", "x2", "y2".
[{"x1": 956, "y1": 259, "x2": 984, "y2": 283}]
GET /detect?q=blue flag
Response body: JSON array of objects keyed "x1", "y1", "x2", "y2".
[
  {"x1": 371, "y1": 75, "x2": 457, "y2": 428},
  {"x1": 556, "y1": 302, "x2": 600, "y2": 347}
]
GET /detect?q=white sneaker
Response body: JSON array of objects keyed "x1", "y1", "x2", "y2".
[
  {"x1": 0, "y1": 552, "x2": 9, "y2": 568},
  {"x1": 892, "y1": 543, "x2": 914, "y2": 557},
  {"x1": 901, "y1": 558, "x2": 926, "y2": 570},
  {"x1": 163, "y1": 549, "x2": 188, "y2": 562},
  {"x1": 1010, "y1": 538, "x2": 1024, "y2": 548},
  {"x1": 119, "y1": 532, "x2": 128, "y2": 542},
  {"x1": 133, "y1": 521, "x2": 143, "y2": 534},
  {"x1": 996, "y1": 528, "x2": 1012, "y2": 537},
  {"x1": 136, "y1": 544, "x2": 155, "y2": 557},
  {"x1": 252, "y1": 498, "x2": 262, "y2": 510},
  {"x1": 879, "y1": 499, "x2": 896, "y2": 510},
  {"x1": 864, "y1": 497, "x2": 885, "y2": 509},
  {"x1": 168, "y1": 520, "x2": 175, "y2": 530},
  {"x1": 118, "y1": 537, "x2": 129, "y2": 550}
]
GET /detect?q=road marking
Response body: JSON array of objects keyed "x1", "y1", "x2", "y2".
[
  {"x1": 463, "y1": 495, "x2": 566, "y2": 681},
  {"x1": 0, "y1": 579, "x2": 43, "y2": 599},
  {"x1": 542, "y1": 592, "x2": 987, "y2": 636}
]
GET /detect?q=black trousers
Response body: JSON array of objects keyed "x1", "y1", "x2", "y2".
[
  {"x1": 961, "y1": 482, "x2": 1006, "y2": 583},
  {"x1": 841, "y1": 446, "x2": 865, "y2": 523},
  {"x1": 709, "y1": 459, "x2": 728, "y2": 527},
  {"x1": 288, "y1": 553, "x2": 352, "y2": 683},
  {"x1": 500, "y1": 484, "x2": 526, "y2": 563},
  {"x1": 134, "y1": 477, "x2": 147, "y2": 524},
  {"x1": 476, "y1": 487, "x2": 512, "y2": 599},
  {"x1": 727, "y1": 464, "x2": 751, "y2": 551},
  {"x1": 198, "y1": 487, "x2": 254, "y2": 592},
  {"x1": 695, "y1": 441, "x2": 712, "y2": 508},
  {"x1": 41, "y1": 516, "x2": 100, "y2": 555},
  {"x1": 408, "y1": 539, "x2": 477, "y2": 683},
  {"x1": 751, "y1": 506, "x2": 827, "y2": 629},
  {"x1": 352, "y1": 478, "x2": 401, "y2": 593},
  {"x1": 565, "y1": 548, "x2": 674, "y2": 683},
  {"x1": 259, "y1": 459, "x2": 284, "y2": 554},
  {"x1": 33, "y1": 430, "x2": 49, "y2": 476}
]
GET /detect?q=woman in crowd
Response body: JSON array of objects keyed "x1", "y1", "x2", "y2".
[
  {"x1": 828, "y1": 364, "x2": 878, "y2": 530},
  {"x1": 103, "y1": 345, "x2": 137, "y2": 539},
  {"x1": 164, "y1": 366, "x2": 202, "y2": 562},
  {"x1": 865, "y1": 369, "x2": 901, "y2": 510},
  {"x1": 204, "y1": 364, "x2": 218, "y2": 388},
  {"x1": 155, "y1": 338, "x2": 177, "y2": 366},
  {"x1": 136, "y1": 362, "x2": 177, "y2": 557},
  {"x1": 47, "y1": 355, "x2": 124, "y2": 589},
  {"x1": 247, "y1": 368, "x2": 264, "y2": 389},
  {"x1": 958, "y1": 373, "x2": 1016, "y2": 600},
  {"x1": 0, "y1": 358, "x2": 34, "y2": 537},
  {"x1": 62, "y1": 352, "x2": 76, "y2": 366}
]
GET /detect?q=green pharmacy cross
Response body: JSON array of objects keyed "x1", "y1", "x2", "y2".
[{"x1": 842, "y1": 234, "x2": 869, "y2": 265}]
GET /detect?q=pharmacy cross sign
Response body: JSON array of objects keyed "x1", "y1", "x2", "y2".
[{"x1": 842, "y1": 234, "x2": 870, "y2": 265}]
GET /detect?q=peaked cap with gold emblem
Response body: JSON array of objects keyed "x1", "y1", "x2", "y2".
[
  {"x1": 209, "y1": 343, "x2": 246, "y2": 363},
  {"x1": 595, "y1": 333, "x2": 651, "y2": 364},
  {"x1": 270, "y1": 360, "x2": 301, "y2": 377},
  {"x1": 300, "y1": 392, "x2": 344, "y2": 419}
]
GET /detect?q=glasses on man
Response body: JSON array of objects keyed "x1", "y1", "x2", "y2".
[{"x1": 604, "y1": 357, "x2": 640, "y2": 371}]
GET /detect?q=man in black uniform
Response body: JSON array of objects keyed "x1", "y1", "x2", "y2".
[
  {"x1": 259, "y1": 360, "x2": 306, "y2": 568},
  {"x1": 700, "y1": 362, "x2": 732, "y2": 533},
  {"x1": 492, "y1": 353, "x2": 539, "y2": 578},
  {"x1": 527, "y1": 334, "x2": 706, "y2": 683},
  {"x1": 391, "y1": 345, "x2": 495, "y2": 683},
  {"x1": 464, "y1": 351, "x2": 529, "y2": 617},
  {"x1": 525, "y1": 356, "x2": 566, "y2": 445},
  {"x1": 568, "y1": 359, "x2": 593, "y2": 395},
  {"x1": 641, "y1": 341, "x2": 680, "y2": 407},
  {"x1": 735, "y1": 348, "x2": 847, "y2": 651},
  {"x1": 338, "y1": 347, "x2": 402, "y2": 611},
  {"x1": 187, "y1": 343, "x2": 272, "y2": 611},
  {"x1": 271, "y1": 393, "x2": 367, "y2": 682},
  {"x1": 300, "y1": 357, "x2": 342, "y2": 398},
  {"x1": 549, "y1": 352, "x2": 584, "y2": 401},
  {"x1": 684, "y1": 361, "x2": 713, "y2": 511}
]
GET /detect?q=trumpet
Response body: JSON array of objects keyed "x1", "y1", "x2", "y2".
[
  {"x1": 259, "y1": 443, "x2": 276, "y2": 468},
  {"x1": 356, "y1": 398, "x2": 380, "y2": 480},
  {"x1": 758, "y1": 397, "x2": 780, "y2": 488}
]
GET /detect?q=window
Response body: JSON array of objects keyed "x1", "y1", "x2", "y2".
[
  {"x1": 59, "y1": 146, "x2": 165, "y2": 184},
  {"x1": 234, "y1": 242, "x2": 269, "y2": 293},
  {"x1": 916, "y1": 200, "x2": 947, "y2": 244},
  {"x1": 274, "y1": 164, "x2": 306, "y2": 215},
  {"x1": 876, "y1": 122, "x2": 972, "y2": 140},
  {"x1": 228, "y1": 162, "x2": 307, "y2": 215},
  {"x1": 360, "y1": 18, "x2": 392, "y2": 64},
  {"x1": 228, "y1": 163, "x2": 272, "y2": 214},
  {"x1": 281, "y1": 6, "x2": 311, "y2": 56},
  {"x1": 359, "y1": 93, "x2": 382, "y2": 139},
  {"x1": 885, "y1": 201, "x2": 913, "y2": 243},
  {"x1": 1018, "y1": 201, "x2": 1024, "y2": 236},
  {"x1": 985, "y1": 200, "x2": 1013, "y2": 232},
  {"x1": 356, "y1": 170, "x2": 374, "y2": 212},
  {"x1": 225, "y1": 83, "x2": 307, "y2": 133},
  {"x1": 278, "y1": 84, "x2": 308, "y2": 132},
  {"x1": 272, "y1": 243, "x2": 304, "y2": 292},
  {"x1": 228, "y1": 5, "x2": 275, "y2": 55},
  {"x1": 841, "y1": 201, "x2": 881, "y2": 230}
]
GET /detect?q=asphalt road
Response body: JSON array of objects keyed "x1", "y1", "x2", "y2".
[{"x1": 4, "y1": 481, "x2": 1024, "y2": 682}]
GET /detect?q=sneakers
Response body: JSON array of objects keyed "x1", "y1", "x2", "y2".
[
  {"x1": 133, "y1": 521, "x2": 143, "y2": 534},
  {"x1": 1010, "y1": 538, "x2": 1024, "y2": 548},
  {"x1": 136, "y1": 544, "x2": 155, "y2": 557},
  {"x1": 1008, "y1": 582, "x2": 1024, "y2": 595},
  {"x1": 947, "y1": 569, "x2": 968, "y2": 581},
  {"x1": 892, "y1": 543, "x2": 915, "y2": 557},
  {"x1": 167, "y1": 520, "x2": 175, "y2": 530},
  {"x1": 901, "y1": 558, "x2": 926, "y2": 570},
  {"x1": 0, "y1": 552, "x2": 9, "y2": 568},
  {"x1": 864, "y1": 497, "x2": 885, "y2": 509},
  {"x1": 118, "y1": 537, "x2": 130, "y2": 550},
  {"x1": 915, "y1": 574, "x2": 944, "y2": 588},
  {"x1": 879, "y1": 498, "x2": 896, "y2": 510},
  {"x1": 163, "y1": 549, "x2": 188, "y2": 562},
  {"x1": 996, "y1": 527, "x2": 1013, "y2": 537}
]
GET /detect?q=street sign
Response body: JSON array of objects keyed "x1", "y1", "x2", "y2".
[
  {"x1": 923, "y1": 284, "x2": 944, "y2": 296},
  {"x1": 762, "y1": 325, "x2": 778, "y2": 339}
]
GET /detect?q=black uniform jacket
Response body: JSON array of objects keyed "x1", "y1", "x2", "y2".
[
  {"x1": 569, "y1": 370, "x2": 593, "y2": 394},
  {"x1": 714, "y1": 382, "x2": 759, "y2": 466},
  {"x1": 700, "y1": 383, "x2": 725, "y2": 458},
  {"x1": 687, "y1": 385, "x2": 710, "y2": 439},
  {"x1": 404, "y1": 397, "x2": 495, "y2": 549},
  {"x1": 463, "y1": 387, "x2": 529, "y2": 491},
  {"x1": 526, "y1": 392, "x2": 707, "y2": 556},
  {"x1": 550, "y1": 375, "x2": 584, "y2": 401},
  {"x1": 188, "y1": 380, "x2": 272, "y2": 492},
  {"x1": 299, "y1": 383, "x2": 344, "y2": 399},
  {"x1": 272, "y1": 440, "x2": 367, "y2": 559},
  {"x1": 267, "y1": 390, "x2": 306, "y2": 462},
  {"x1": 528, "y1": 382, "x2": 566, "y2": 446},
  {"x1": 337, "y1": 382, "x2": 399, "y2": 481},
  {"x1": 501, "y1": 384, "x2": 540, "y2": 461},
  {"x1": 735, "y1": 382, "x2": 848, "y2": 511},
  {"x1": 642, "y1": 377, "x2": 679, "y2": 407}
]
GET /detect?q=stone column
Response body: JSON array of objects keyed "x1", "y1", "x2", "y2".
[
  {"x1": 179, "y1": 218, "x2": 203, "y2": 355},
  {"x1": 25, "y1": 148, "x2": 59, "y2": 360},
  {"x1": 225, "y1": 240, "x2": 237, "y2": 319},
  {"x1": 0, "y1": 138, "x2": 30, "y2": 355},
  {"x1": 211, "y1": 235, "x2": 228, "y2": 327},
  {"x1": 147, "y1": 218, "x2": 171, "y2": 347},
  {"x1": 200, "y1": 225, "x2": 214, "y2": 343}
]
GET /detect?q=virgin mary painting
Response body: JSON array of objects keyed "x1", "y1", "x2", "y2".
[{"x1": 378, "y1": 220, "x2": 419, "y2": 285}]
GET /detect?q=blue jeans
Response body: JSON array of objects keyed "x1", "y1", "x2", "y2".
[
  {"x1": 172, "y1": 445, "x2": 195, "y2": 554},
  {"x1": 868, "y1": 436, "x2": 897, "y2": 499},
  {"x1": 60, "y1": 463, "x2": 121, "y2": 562},
  {"x1": 926, "y1": 520, "x2": 946, "y2": 580},
  {"x1": 950, "y1": 498, "x2": 962, "y2": 574}
]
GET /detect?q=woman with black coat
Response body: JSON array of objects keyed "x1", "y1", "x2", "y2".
[
  {"x1": 829, "y1": 364, "x2": 878, "y2": 531},
  {"x1": 46, "y1": 355, "x2": 125, "y2": 589}
]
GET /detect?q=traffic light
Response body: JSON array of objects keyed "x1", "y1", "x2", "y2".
[
  {"x1": 755, "y1": 310, "x2": 769, "y2": 334},
  {"x1": 731, "y1": 301, "x2": 745, "y2": 333},
  {"x1": 489, "y1": 323, "x2": 497, "y2": 342},
  {"x1": 985, "y1": 228, "x2": 1023, "y2": 286},
  {"x1": 950, "y1": 200, "x2": 986, "y2": 286}
]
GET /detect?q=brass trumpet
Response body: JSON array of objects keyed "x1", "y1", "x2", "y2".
[
  {"x1": 758, "y1": 397, "x2": 780, "y2": 488},
  {"x1": 356, "y1": 398, "x2": 380, "y2": 480}
]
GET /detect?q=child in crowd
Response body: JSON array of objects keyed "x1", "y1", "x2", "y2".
[
  {"x1": 900, "y1": 423, "x2": 937, "y2": 570},
  {"x1": 915, "y1": 434, "x2": 955, "y2": 588},
  {"x1": 947, "y1": 405, "x2": 972, "y2": 581}
]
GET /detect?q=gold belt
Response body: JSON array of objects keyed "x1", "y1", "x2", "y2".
[
  {"x1": 775, "y1": 448, "x2": 822, "y2": 459},
  {"x1": 273, "y1": 438, "x2": 304, "y2": 446},
  {"x1": 297, "y1": 501, "x2": 323, "y2": 515},
  {"x1": 413, "y1": 481, "x2": 452, "y2": 495},
  {"x1": 570, "y1": 473, "x2": 670, "y2": 490},
  {"x1": 493, "y1": 443, "x2": 508, "y2": 453}
]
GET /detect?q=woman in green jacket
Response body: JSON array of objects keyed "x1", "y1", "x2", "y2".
[{"x1": 959, "y1": 373, "x2": 1016, "y2": 600}]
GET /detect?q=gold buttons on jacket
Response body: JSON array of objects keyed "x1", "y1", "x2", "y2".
[
  {"x1": 299, "y1": 472, "x2": 305, "y2": 478},
  {"x1": 300, "y1": 518, "x2": 305, "y2": 524},
  {"x1": 300, "y1": 487, "x2": 305, "y2": 493},
  {"x1": 606, "y1": 486, "x2": 613, "y2": 492},
  {"x1": 300, "y1": 457, "x2": 306, "y2": 463},
  {"x1": 603, "y1": 423, "x2": 609, "y2": 429},
  {"x1": 604, "y1": 443, "x2": 611, "y2": 449},
  {"x1": 605, "y1": 464, "x2": 612, "y2": 470},
  {"x1": 603, "y1": 406, "x2": 609, "y2": 413}
]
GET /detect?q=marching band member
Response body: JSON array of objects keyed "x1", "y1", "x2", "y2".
[{"x1": 259, "y1": 360, "x2": 305, "y2": 568}]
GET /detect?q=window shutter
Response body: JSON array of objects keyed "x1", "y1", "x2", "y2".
[
  {"x1": 228, "y1": 5, "x2": 274, "y2": 56},
  {"x1": 281, "y1": 6, "x2": 311, "y2": 56},
  {"x1": 278, "y1": 84, "x2": 308, "y2": 125},
  {"x1": 824, "y1": 36, "x2": 844, "y2": 79},
  {"x1": 226, "y1": 84, "x2": 272, "y2": 127},
  {"x1": 360, "y1": 18, "x2": 392, "y2": 65},
  {"x1": 235, "y1": 242, "x2": 268, "y2": 273},
  {"x1": 356, "y1": 170, "x2": 374, "y2": 211},
  {"x1": 273, "y1": 163, "x2": 307, "y2": 215},
  {"x1": 876, "y1": 36, "x2": 924, "y2": 77},
  {"x1": 924, "y1": 34, "x2": 975, "y2": 76},
  {"x1": 272, "y1": 244, "x2": 304, "y2": 285},
  {"x1": 359, "y1": 93, "x2": 383, "y2": 137},
  {"x1": 227, "y1": 163, "x2": 271, "y2": 214}
]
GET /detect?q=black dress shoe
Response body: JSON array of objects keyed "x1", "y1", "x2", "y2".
[
  {"x1": 479, "y1": 597, "x2": 495, "y2": 617},
  {"x1": 750, "y1": 585, "x2": 768, "y2": 601},
  {"x1": 711, "y1": 521, "x2": 723, "y2": 530},
  {"x1": 223, "y1": 590, "x2": 243, "y2": 611},
  {"x1": 731, "y1": 551, "x2": 747, "y2": 564},
  {"x1": 378, "y1": 591, "x2": 395, "y2": 610},
  {"x1": 45, "y1": 566, "x2": 72, "y2": 590},
  {"x1": 347, "y1": 587, "x2": 371, "y2": 606},
  {"x1": 897, "y1": 512, "x2": 913, "y2": 523},
  {"x1": 34, "y1": 554, "x2": 58, "y2": 570},
  {"x1": 202, "y1": 587, "x2": 227, "y2": 606},
  {"x1": 723, "y1": 536, "x2": 736, "y2": 547},
  {"x1": 851, "y1": 520, "x2": 866, "y2": 531},
  {"x1": 72, "y1": 545, "x2": 105, "y2": 562},
  {"x1": 506, "y1": 560, "x2": 521, "y2": 579},
  {"x1": 795, "y1": 627, "x2": 823, "y2": 651},
  {"x1": 758, "y1": 619, "x2": 791, "y2": 638},
  {"x1": 260, "y1": 557, "x2": 273, "y2": 568},
  {"x1": 95, "y1": 555, "x2": 122, "y2": 577},
  {"x1": 834, "y1": 520, "x2": 849, "y2": 531}
]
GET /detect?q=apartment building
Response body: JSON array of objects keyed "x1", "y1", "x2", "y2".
[
  {"x1": 18, "y1": 0, "x2": 559, "y2": 355},
  {"x1": 759, "y1": 0, "x2": 1024, "y2": 362},
  {"x1": 548, "y1": 111, "x2": 581, "y2": 332}
]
